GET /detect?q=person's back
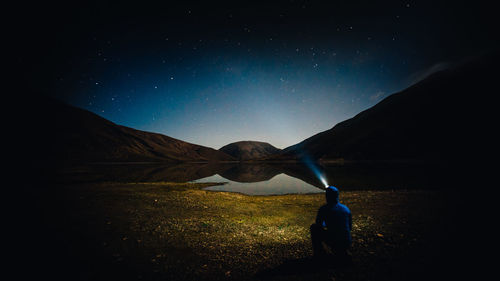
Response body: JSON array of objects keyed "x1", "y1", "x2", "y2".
[{"x1": 310, "y1": 186, "x2": 352, "y2": 260}]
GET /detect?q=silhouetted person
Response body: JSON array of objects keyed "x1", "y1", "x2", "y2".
[{"x1": 310, "y1": 186, "x2": 352, "y2": 263}]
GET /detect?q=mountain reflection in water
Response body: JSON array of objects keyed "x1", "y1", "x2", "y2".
[
  {"x1": 196, "y1": 173, "x2": 323, "y2": 195},
  {"x1": 55, "y1": 162, "x2": 441, "y2": 195}
]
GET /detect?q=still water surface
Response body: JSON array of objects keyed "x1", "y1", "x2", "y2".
[
  {"x1": 57, "y1": 163, "x2": 441, "y2": 195},
  {"x1": 195, "y1": 173, "x2": 324, "y2": 195}
]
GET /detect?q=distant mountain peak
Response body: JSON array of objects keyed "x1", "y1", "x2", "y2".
[{"x1": 219, "y1": 141, "x2": 281, "y2": 161}]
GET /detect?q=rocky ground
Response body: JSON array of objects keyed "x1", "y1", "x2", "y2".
[{"x1": 23, "y1": 182, "x2": 468, "y2": 281}]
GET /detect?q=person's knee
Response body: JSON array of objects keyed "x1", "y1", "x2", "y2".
[
  {"x1": 310, "y1": 223, "x2": 321, "y2": 235},
  {"x1": 310, "y1": 223, "x2": 320, "y2": 231}
]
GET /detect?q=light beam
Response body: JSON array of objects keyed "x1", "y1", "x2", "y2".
[{"x1": 301, "y1": 154, "x2": 329, "y2": 188}]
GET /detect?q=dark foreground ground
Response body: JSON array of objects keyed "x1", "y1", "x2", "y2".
[{"x1": 12, "y1": 180, "x2": 478, "y2": 281}]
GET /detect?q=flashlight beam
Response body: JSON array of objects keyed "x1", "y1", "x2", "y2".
[{"x1": 320, "y1": 177, "x2": 329, "y2": 188}]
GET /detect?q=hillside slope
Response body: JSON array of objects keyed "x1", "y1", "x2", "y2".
[
  {"x1": 35, "y1": 99, "x2": 235, "y2": 163},
  {"x1": 272, "y1": 53, "x2": 496, "y2": 163}
]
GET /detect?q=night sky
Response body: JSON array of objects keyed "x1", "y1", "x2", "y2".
[{"x1": 18, "y1": 1, "x2": 496, "y2": 149}]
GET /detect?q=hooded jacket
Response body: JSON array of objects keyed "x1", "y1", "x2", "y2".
[{"x1": 315, "y1": 186, "x2": 352, "y2": 248}]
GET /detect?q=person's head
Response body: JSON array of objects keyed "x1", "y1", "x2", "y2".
[{"x1": 326, "y1": 186, "x2": 339, "y2": 204}]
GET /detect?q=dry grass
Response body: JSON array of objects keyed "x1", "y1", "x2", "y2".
[{"x1": 46, "y1": 182, "x2": 458, "y2": 281}]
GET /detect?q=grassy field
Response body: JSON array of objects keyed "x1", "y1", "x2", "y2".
[{"x1": 29, "y1": 181, "x2": 464, "y2": 281}]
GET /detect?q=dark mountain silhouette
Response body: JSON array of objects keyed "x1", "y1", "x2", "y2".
[
  {"x1": 270, "y1": 52, "x2": 496, "y2": 163},
  {"x1": 219, "y1": 141, "x2": 281, "y2": 161},
  {"x1": 37, "y1": 99, "x2": 235, "y2": 163}
]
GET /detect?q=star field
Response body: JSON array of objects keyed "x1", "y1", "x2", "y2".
[{"x1": 20, "y1": 0, "x2": 496, "y2": 148}]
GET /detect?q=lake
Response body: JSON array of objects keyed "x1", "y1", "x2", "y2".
[
  {"x1": 55, "y1": 162, "x2": 442, "y2": 195},
  {"x1": 195, "y1": 173, "x2": 324, "y2": 195}
]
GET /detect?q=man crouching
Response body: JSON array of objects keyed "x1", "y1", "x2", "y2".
[{"x1": 310, "y1": 186, "x2": 352, "y2": 264}]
